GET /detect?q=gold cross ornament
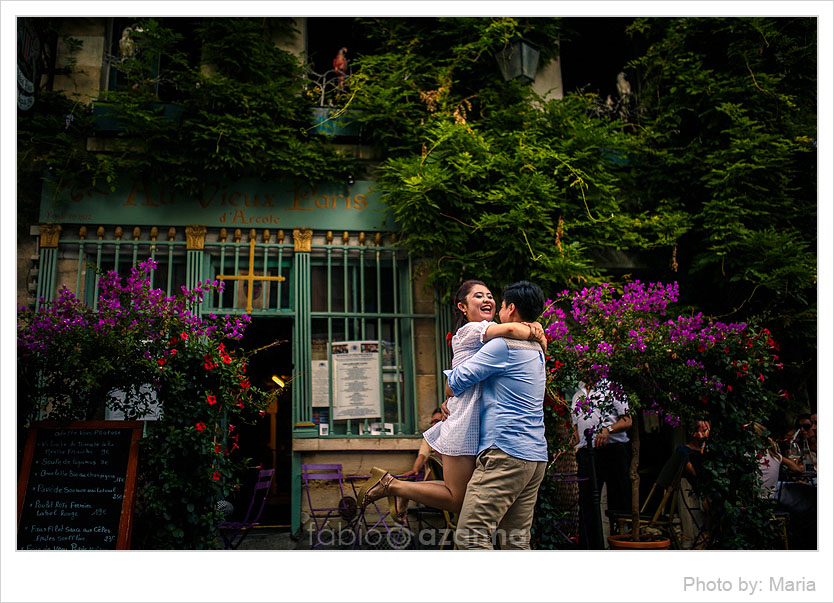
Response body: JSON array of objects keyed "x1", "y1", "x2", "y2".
[{"x1": 217, "y1": 236, "x2": 286, "y2": 314}]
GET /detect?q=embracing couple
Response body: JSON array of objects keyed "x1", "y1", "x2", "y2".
[{"x1": 357, "y1": 280, "x2": 548, "y2": 549}]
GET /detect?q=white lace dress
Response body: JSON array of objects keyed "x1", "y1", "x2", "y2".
[{"x1": 422, "y1": 320, "x2": 492, "y2": 456}]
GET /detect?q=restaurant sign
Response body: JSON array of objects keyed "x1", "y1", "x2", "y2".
[{"x1": 39, "y1": 178, "x2": 395, "y2": 231}]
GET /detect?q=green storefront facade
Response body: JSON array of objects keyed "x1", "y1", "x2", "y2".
[{"x1": 35, "y1": 177, "x2": 448, "y2": 535}]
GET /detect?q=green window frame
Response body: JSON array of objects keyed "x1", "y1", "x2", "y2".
[
  {"x1": 306, "y1": 233, "x2": 431, "y2": 437},
  {"x1": 38, "y1": 226, "x2": 434, "y2": 438}
]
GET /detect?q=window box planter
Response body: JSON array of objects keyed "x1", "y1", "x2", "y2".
[
  {"x1": 309, "y1": 106, "x2": 361, "y2": 138},
  {"x1": 92, "y1": 102, "x2": 184, "y2": 132}
]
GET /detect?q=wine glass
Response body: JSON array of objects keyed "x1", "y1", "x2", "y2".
[{"x1": 787, "y1": 441, "x2": 802, "y2": 465}]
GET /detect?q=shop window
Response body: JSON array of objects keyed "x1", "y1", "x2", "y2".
[{"x1": 308, "y1": 245, "x2": 418, "y2": 436}]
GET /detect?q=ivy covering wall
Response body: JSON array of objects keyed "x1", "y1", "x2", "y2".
[{"x1": 18, "y1": 16, "x2": 817, "y2": 412}]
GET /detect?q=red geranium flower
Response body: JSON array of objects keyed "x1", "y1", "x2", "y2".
[
  {"x1": 207, "y1": 394, "x2": 217, "y2": 406},
  {"x1": 212, "y1": 471, "x2": 221, "y2": 481},
  {"x1": 180, "y1": 332, "x2": 188, "y2": 340},
  {"x1": 195, "y1": 422, "x2": 206, "y2": 432}
]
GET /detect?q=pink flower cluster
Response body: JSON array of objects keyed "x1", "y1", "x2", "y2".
[{"x1": 18, "y1": 258, "x2": 248, "y2": 358}]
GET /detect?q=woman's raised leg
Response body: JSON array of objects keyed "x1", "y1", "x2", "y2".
[{"x1": 387, "y1": 454, "x2": 475, "y2": 515}]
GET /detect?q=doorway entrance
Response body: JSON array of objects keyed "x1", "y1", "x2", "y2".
[{"x1": 228, "y1": 316, "x2": 293, "y2": 526}]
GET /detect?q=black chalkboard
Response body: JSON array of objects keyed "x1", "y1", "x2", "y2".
[{"x1": 17, "y1": 421, "x2": 142, "y2": 550}]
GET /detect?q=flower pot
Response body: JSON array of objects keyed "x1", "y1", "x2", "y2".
[
  {"x1": 309, "y1": 106, "x2": 361, "y2": 137},
  {"x1": 607, "y1": 534, "x2": 671, "y2": 550}
]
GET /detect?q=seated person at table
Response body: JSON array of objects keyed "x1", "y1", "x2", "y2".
[
  {"x1": 756, "y1": 422, "x2": 816, "y2": 550},
  {"x1": 793, "y1": 413, "x2": 816, "y2": 471},
  {"x1": 402, "y1": 408, "x2": 443, "y2": 479},
  {"x1": 753, "y1": 423, "x2": 803, "y2": 499},
  {"x1": 678, "y1": 420, "x2": 710, "y2": 487},
  {"x1": 676, "y1": 420, "x2": 711, "y2": 544}
]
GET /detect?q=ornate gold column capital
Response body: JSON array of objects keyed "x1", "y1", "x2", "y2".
[
  {"x1": 39, "y1": 223, "x2": 62, "y2": 248},
  {"x1": 185, "y1": 225, "x2": 207, "y2": 250},
  {"x1": 293, "y1": 227, "x2": 313, "y2": 253}
]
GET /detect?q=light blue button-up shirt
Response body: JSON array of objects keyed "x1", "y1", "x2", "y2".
[{"x1": 444, "y1": 338, "x2": 548, "y2": 462}]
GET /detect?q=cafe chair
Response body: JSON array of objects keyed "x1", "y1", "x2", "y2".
[
  {"x1": 301, "y1": 463, "x2": 352, "y2": 548},
  {"x1": 678, "y1": 478, "x2": 709, "y2": 549},
  {"x1": 771, "y1": 511, "x2": 790, "y2": 549},
  {"x1": 550, "y1": 471, "x2": 588, "y2": 547},
  {"x1": 606, "y1": 448, "x2": 687, "y2": 549},
  {"x1": 217, "y1": 468, "x2": 275, "y2": 549}
]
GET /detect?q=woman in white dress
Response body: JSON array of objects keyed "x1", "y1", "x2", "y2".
[{"x1": 356, "y1": 280, "x2": 547, "y2": 522}]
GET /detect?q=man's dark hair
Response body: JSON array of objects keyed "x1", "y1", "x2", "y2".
[
  {"x1": 502, "y1": 280, "x2": 545, "y2": 322},
  {"x1": 432, "y1": 407, "x2": 442, "y2": 415}
]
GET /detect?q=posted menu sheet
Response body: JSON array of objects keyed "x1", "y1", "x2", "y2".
[{"x1": 330, "y1": 340, "x2": 381, "y2": 420}]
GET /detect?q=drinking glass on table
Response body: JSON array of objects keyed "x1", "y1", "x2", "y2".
[{"x1": 787, "y1": 441, "x2": 803, "y2": 465}]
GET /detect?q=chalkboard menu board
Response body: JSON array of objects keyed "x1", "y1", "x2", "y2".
[{"x1": 17, "y1": 421, "x2": 142, "y2": 550}]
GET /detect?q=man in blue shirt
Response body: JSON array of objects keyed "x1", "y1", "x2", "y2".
[{"x1": 444, "y1": 281, "x2": 548, "y2": 549}]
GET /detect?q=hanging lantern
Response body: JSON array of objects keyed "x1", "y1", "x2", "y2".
[{"x1": 495, "y1": 36, "x2": 540, "y2": 82}]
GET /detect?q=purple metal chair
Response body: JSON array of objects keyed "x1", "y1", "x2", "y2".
[
  {"x1": 301, "y1": 464, "x2": 352, "y2": 548},
  {"x1": 217, "y1": 468, "x2": 275, "y2": 549}
]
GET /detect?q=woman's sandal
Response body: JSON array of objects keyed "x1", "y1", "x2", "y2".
[{"x1": 357, "y1": 467, "x2": 395, "y2": 513}]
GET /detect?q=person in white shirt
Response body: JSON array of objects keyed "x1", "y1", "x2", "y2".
[
  {"x1": 572, "y1": 379, "x2": 632, "y2": 549},
  {"x1": 402, "y1": 409, "x2": 443, "y2": 478},
  {"x1": 753, "y1": 422, "x2": 802, "y2": 498}
]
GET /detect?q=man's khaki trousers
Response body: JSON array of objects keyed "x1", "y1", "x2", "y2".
[{"x1": 455, "y1": 448, "x2": 547, "y2": 549}]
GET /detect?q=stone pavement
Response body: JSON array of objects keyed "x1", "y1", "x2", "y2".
[
  {"x1": 229, "y1": 521, "x2": 452, "y2": 550},
  {"x1": 233, "y1": 527, "x2": 305, "y2": 550}
]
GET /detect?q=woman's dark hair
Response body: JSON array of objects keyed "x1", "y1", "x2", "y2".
[{"x1": 452, "y1": 280, "x2": 488, "y2": 334}]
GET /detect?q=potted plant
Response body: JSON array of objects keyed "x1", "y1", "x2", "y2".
[
  {"x1": 538, "y1": 281, "x2": 786, "y2": 549},
  {"x1": 306, "y1": 62, "x2": 362, "y2": 137}
]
